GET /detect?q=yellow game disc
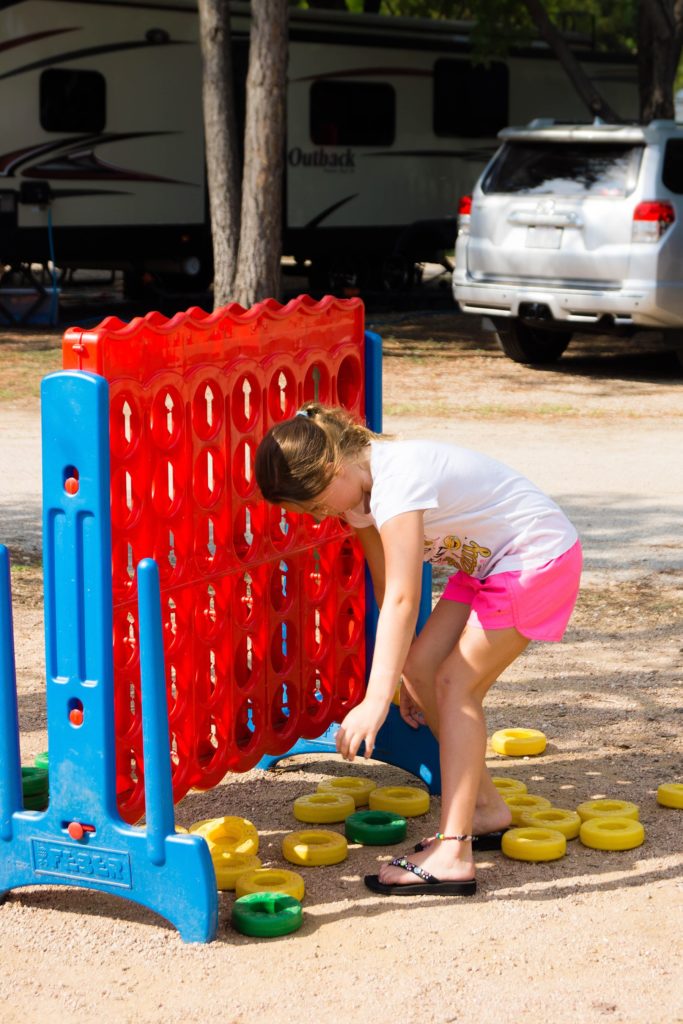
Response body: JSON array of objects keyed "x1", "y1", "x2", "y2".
[
  {"x1": 503, "y1": 793, "x2": 552, "y2": 826},
  {"x1": 293, "y1": 792, "x2": 356, "y2": 823},
  {"x1": 317, "y1": 776, "x2": 377, "y2": 807},
  {"x1": 576, "y1": 799, "x2": 639, "y2": 822},
  {"x1": 235, "y1": 867, "x2": 305, "y2": 902},
  {"x1": 174, "y1": 825, "x2": 189, "y2": 834},
  {"x1": 579, "y1": 817, "x2": 645, "y2": 851},
  {"x1": 502, "y1": 827, "x2": 567, "y2": 862},
  {"x1": 369, "y1": 785, "x2": 430, "y2": 817},
  {"x1": 211, "y1": 851, "x2": 262, "y2": 891},
  {"x1": 519, "y1": 807, "x2": 582, "y2": 840},
  {"x1": 491, "y1": 728, "x2": 547, "y2": 756},
  {"x1": 657, "y1": 783, "x2": 683, "y2": 809},
  {"x1": 491, "y1": 777, "x2": 527, "y2": 796},
  {"x1": 189, "y1": 815, "x2": 259, "y2": 855},
  {"x1": 282, "y1": 829, "x2": 348, "y2": 866}
]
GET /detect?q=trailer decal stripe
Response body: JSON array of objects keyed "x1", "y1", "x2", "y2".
[
  {"x1": 0, "y1": 39, "x2": 189, "y2": 81},
  {"x1": 0, "y1": 28, "x2": 77, "y2": 54},
  {"x1": 304, "y1": 195, "x2": 358, "y2": 230}
]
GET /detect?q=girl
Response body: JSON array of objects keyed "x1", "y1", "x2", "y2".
[{"x1": 255, "y1": 403, "x2": 581, "y2": 896}]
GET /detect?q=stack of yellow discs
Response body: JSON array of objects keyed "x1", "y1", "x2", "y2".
[
  {"x1": 282, "y1": 829, "x2": 348, "y2": 866},
  {"x1": 491, "y1": 728, "x2": 547, "y2": 756},
  {"x1": 519, "y1": 807, "x2": 581, "y2": 840},
  {"x1": 317, "y1": 776, "x2": 377, "y2": 807},
  {"x1": 235, "y1": 867, "x2": 305, "y2": 902},
  {"x1": 293, "y1": 792, "x2": 355, "y2": 823},
  {"x1": 189, "y1": 815, "x2": 259, "y2": 855},
  {"x1": 503, "y1": 793, "x2": 551, "y2": 826},
  {"x1": 657, "y1": 783, "x2": 683, "y2": 808},
  {"x1": 212, "y1": 851, "x2": 262, "y2": 891},
  {"x1": 369, "y1": 785, "x2": 430, "y2": 817},
  {"x1": 576, "y1": 799, "x2": 639, "y2": 822},
  {"x1": 491, "y1": 777, "x2": 527, "y2": 796}
]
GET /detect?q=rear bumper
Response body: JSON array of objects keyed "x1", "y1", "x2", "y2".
[{"x1": 453, "y1": 274, "x2": 683, "y2": 329}]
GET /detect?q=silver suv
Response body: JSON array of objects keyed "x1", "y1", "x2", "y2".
[{"x1": 453, "y1": 119, "x2": 683, "y2": 366}]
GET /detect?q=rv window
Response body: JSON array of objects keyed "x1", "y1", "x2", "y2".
[
  {"x1": 40, "y1": 69, "x2": 106, "y2": 133},
  {"x1": 433, "y1": 59, "x2": 508, "y2": 138},
  {"x1": 662, "y1": 139, "x2": 683, "y2": 193},
  {"x1": 310, "y1": 81, "x2": 395, "y2": 146}
]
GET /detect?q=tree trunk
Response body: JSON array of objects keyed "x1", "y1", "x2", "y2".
[
  {"x1": 522, "y1": 0, "x2": 621, "y2": 122},
  {"x1": 197, "y1": 0, "x2": 241, "y2": 307},
  {"x1": 638, "y1": 0, "x2": 683, "y2": 122},
  {"x1": 233, "y1": 0, "x2": 289, "y2": 307}
]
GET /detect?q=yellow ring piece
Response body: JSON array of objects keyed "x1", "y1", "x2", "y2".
[
  {"x1": 189, "y1": 815, "x2": 259, "y2": 855},
  {"x1": 579, "y1": 817, "x2": 645, "y2": 851},
  {"x1": 282, "y1": 829, "x2": 348, "y2": 867},
  {"x1": 369, "y1": 785, "x2": 430, "y2": 817},
  {"x1": 656, "y1": 783, "x2": 683, "y2": 809},
  {"x1": 235, "y1": 867, "x2": 305, "y2": 902},
  {"x1": 491, "y1": 777, "x2": 527, "y2": 795},
  {"x1": 293, "y1": 792, "x2": 356, "y2": 823},
  {"x1": 503, "y1": 793, "x2": 552, "y2": 826},
  {"x1": 576, "y1": 799, "x2": 639, "y2": 822},
  {"x1": 174, "y1": 825, "x2": 189, "y2": 834},
  {"x1": 519, "y1": 807, "x2": 582, "y2": 839},
  {"x1": 502, "y1": 826, "x2": 567, "y2": 862},
  {"x1": 317, "y1": 776, "x2": 377, "y2": 807},
  {"x1": 211, "y1": 851, "x2": 262, "y2": 891},
  {"x1": 491, "y1": 728, "x2": 547, "y2": 757}
]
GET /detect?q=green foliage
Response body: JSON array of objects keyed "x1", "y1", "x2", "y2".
[{"x1": 292, "y1": 0, "x2": 637, "y2": 57}]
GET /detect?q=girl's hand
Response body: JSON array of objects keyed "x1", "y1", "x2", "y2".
[
  {"x1": 336, "y1": 697, "x2": 390, "y2": 761},
  {"x1": 399, "y1": 680, "x2": 425, "y2": 729}
]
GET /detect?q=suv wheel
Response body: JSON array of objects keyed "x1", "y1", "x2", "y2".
[{"x1": 494, "y1": 320, "x2": 572, "y2": 365}]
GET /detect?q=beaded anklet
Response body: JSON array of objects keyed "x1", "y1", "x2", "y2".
[{"x1": 431, "y1": 833, "x2": 475, "y2": 842}]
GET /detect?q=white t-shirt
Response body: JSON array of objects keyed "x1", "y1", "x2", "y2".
[{"x1": 343, "y1": 440, "x2": 577, "y2": 578}]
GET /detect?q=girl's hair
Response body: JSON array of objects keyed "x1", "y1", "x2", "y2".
[{"x1": 255, "y1": 403, "x2": 381, "y2": 505}]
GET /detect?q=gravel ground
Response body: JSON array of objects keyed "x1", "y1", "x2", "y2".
[{"x1": 0, "y1": 311, "x2": 682, "y2": 1024}]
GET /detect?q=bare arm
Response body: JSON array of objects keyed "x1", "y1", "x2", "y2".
[
  {"x1": 355, "y1": 524, "x2": 385, "y2": 606},
  {"x1": 337, "y1": 510, "x2": 424, "y2": 760}
]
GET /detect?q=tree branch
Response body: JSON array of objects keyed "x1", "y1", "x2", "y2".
[{"x1": 522, "y1": 0, "x2": 621, "y2": 122}]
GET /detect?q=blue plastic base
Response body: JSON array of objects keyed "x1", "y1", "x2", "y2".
[
  {"x1": 257, "y1": 706, "x2": 441, "y2": 794},
  {"x1": 0, "y1": 812, "x2": 218, "y2": 943}
]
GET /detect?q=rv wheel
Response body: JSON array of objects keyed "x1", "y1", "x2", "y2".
[
  {"x1": 494, "y1": 320, "x2": 572, "y2": 365},
  {"x1": 380, "y1": 257, "x2": 422, "y2": 292}
]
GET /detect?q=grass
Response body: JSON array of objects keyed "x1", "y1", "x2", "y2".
[{"x1": 0, "y1": 341, "x2": 62, "y2": 404}]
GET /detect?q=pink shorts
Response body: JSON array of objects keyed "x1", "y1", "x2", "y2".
[{"x1": 441, "y1": 539, "x2": 582, "y2": 642}]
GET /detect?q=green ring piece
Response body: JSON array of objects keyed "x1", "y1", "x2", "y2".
[
  {"x1": 34, "y1": 752, "x2": 49, "y2": 771},
  {"x1": 345, "y1": 810, "x2": 407, "y2": 846},
  {"x1": 231, "y1": 892, "x2": 303, "y2": 938},
  {"x1": 22, "y1": 766, "x2": 49, "y2": 797}
]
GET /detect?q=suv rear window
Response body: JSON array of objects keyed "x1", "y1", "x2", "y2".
[{"x1": 482, "y1": 141, "x2": 644, "y2": 197}]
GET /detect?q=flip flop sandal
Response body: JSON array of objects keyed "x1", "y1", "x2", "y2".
[
  {"x1": 414, "y1": 829, "x2": 509, "y2": 853},
  {"x1": 364, "y1": 856, "x2": 477, "y2": 897}
]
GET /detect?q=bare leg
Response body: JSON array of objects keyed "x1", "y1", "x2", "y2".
[
  {"x1": 379, "y1": 623, "x2": 529, "y2": 885},
  {"x1": 402, "y1": 600, "x2": 515, "y2": 836}
]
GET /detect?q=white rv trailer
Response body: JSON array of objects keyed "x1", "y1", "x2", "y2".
[{"x1": 0, "y1": 0, "x2": 639, "y2": 293}]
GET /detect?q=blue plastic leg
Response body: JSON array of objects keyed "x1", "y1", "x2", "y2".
[
  {"x1": 0, "y1": 545, "x2": 23, "y2": 848},
  {"x1": 0, "y1": 372, "x2": 218, "y2": 943}
]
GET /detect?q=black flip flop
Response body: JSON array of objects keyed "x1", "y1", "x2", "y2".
[
  {"x1": 414, "y1": 829, "x2": 509, "y2": 853},
  {"x1": 364, "y1": 856, "x2": 477, "y2": 897}
]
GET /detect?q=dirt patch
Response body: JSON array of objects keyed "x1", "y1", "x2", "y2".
[{"x1": 0, "y1": 311, "x2": 682, "y2": 1024}]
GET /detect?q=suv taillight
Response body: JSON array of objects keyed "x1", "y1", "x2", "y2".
[
  {"x1": 458, "y1": 194, "x2": 472, "y2": 216},
  {"x1": 458, "y1": 194, "x2": 472, "y2": 236},
  {"x1": 632, "y1": 201, "x2": 675, "y2": 242}
]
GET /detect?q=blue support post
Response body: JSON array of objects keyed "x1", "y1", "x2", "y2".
[
  {"x1": 0, "y1": 371, "x2": 218, "y2": 942},
  {"x1": 259, "y1": 328, "x2": 441, "y2": 793}
]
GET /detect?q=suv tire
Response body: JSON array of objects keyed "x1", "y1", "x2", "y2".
[{"x1": 494, "y1": 320, "x2": 572, "y2": 364}]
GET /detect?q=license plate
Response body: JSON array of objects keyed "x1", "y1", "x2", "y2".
[{"x1": 526, "y1": 226, "x2": 563, "y2": 249}]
